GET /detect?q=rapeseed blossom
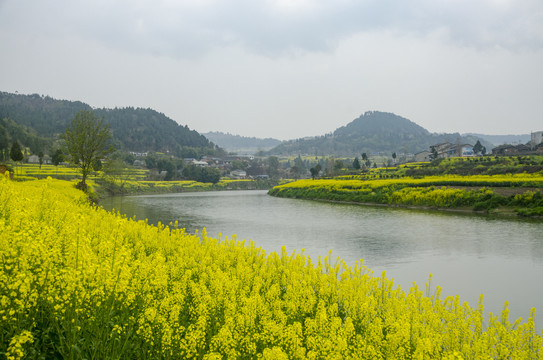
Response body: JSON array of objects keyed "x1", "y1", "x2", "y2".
[
  {"x1": 269, "y1": 174, "x2": 543, "y2": 213},
  {"x1": 1, "y1": 175, "x2": 542, "y2": 358}
]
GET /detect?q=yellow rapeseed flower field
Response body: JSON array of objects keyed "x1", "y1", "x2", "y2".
[
  {"x1": 1, "y1": 175, "x2": 542, "y2": 358},
  {"x1": 270, "y1": 174, "x2": 543, "y2": 214}
]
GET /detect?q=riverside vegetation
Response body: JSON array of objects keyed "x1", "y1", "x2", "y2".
[
  {"x1": 1, "y1": 175, "x2": 543, "y2": 359},
  {"x1": 11, "y1": 163, "x2": 280, "y2": 198},
  {"x1": 269, "y1": 156, "x2": 543, "y2": 217}
]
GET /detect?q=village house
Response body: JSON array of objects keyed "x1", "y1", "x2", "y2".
[
  {"x1": 531, "y1": 131, "x2": 543, "y2": 149},
  {"x1": 27, "y1": 154, "x2": 39, "y2": 163},
  {"x1": 191, "y1": 159, "x2": 208, "y2": 167},
  {"x1": 427, "y1": 142, "x2": 475, "y2": 159},
  {"x1": 460, "y1": 145, "x2": 474, "y2": 157},
  {"x1": 133, "y1": 159, "x2": 146, "y2": 167},
  {"x1": 414, "y1": 150, "x2": 431, "y2": 162},
  {"x1": 492, "y1": 132, "x2": 543, "y2": 155},
  {"x1": 229, "y1": 169, "x2": 247, "y2": 179},
  {"x1": 129, "y1": 151, "x2": 148, "y2": 157},
  {"x1": 27, "y1": 154, "x2": 51, "y2": 164}
]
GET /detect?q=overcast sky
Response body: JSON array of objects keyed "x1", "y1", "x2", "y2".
[{"x1": 1, "y1": 0, "x2": 542, "y2": 140}]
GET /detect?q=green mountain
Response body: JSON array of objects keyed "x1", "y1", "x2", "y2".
[
  {"x1": 0, "y1": 91, "x2": 221, "y2": 157},
  {"x1": 203, "y1": 131, "x2": 281, "y2": 154},
  {"x1": 268, "y1": 111, "x2": 492, "y2": 156},
  {"x1": 93, "y1": 107, "x2": 216, "y2": 156}
]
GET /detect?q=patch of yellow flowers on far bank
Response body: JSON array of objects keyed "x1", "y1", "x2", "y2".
[
  {"x1": 1, "y1": 175, "x2": 542, "y2": 359},
  {"x1": 277, "y1": 173, "x2": 543, "y2": 191}
]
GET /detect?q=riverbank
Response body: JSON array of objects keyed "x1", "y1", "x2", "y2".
[
  {"x1": 94, "y1": 178, "x2": 281, "y2": 197},
  {"x1": 29, "y1": 176, "x2": 281, "y2": 204},
  {"x1": 268, "y1": 176, "x2": 543, "y2": 217},
  {"x1": 8, "y1": 163, "x2": 284, "y2": 200}
]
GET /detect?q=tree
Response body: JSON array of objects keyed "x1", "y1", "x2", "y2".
[
  {"x1": 10, "y1": 141, "x2": 23, "y2": 163},
  {"x1": 290, "y1": 165, "x2": 301, "y2": 179},
  {"x1": 62, "y1": 110, "x2": 113, "y2": 192},
  {"x1": 232, "y1": 159, "x2": 249, "y2": 170},
  {"x1": 362, "y1": 153, "x2": 371, "y2": 168},
  {"x1": 182, "y1": 164, "x2": 220, "y2": 184},
  {"x1": 10, "y1": 141, "x2": 24, "y2": 175},
  {"x1": 38, "y1": 151, "x2": 44, "y2": 169},
  {"x1": 294, "y1": 155, "x2": 306, "y2": 173},
  {"x1": 162, "y1": 160, "x2": 178, "y2": 181},
  {"x1": 246, "y1": 158, "x2": 265, "y2": 176},
  {"x1": 353, "y1": 157, "x2": 361, "y2": 170},
  {"x1": 103, "y1": 158, "x2": 132, "y2": 194},
  {"x1": 473, "y1": 140, "x2": 483, "y2": 156},
  {"x1": 51, "y1": 148, "x2": 64, "y2": 166},
  {"x1": 0, "y1": 127, "x2": 9, "y2": 162},
  {"x1": 145, "y1": 154, "x2": 157, "y2": 169},
  {"x1": 124, "y1": 153, "x2": 136, "y2": 166},
  {"x1": 310, "y1": 163, "x2": 321, "y2": 179},
  {"x1": 392, "y1": 152, "x2": 397, "y2": 163},
  {"x1": 266, "y1": 156, "x2": 280, "y2": 179},
  {"x1": 92, "y1": 158, "x2": 102, "y2": 172},
  {"x1": 429, "y1": 146, "x2": 439, "y2": 161}
]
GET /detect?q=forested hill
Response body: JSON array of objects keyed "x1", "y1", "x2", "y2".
[
  {"x1": 93, "y1": 107, "x2": 215, "y2": 154},
  {"x1": 268, "y1": 111, "x2": 490, "y2": 156},
  {"x1": 0, "y1": 92, "x2": 219, "y2": 156},
  {"x1": 204, "y1": 131, "x2": 281, "y2": 154}
]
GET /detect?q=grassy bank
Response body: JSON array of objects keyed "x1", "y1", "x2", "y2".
[
  {"x1": 1, "y1": 176, "x2": 542, "y2": 358},
  {"x1": 95, "y1": 178, "x2": 280, "y2": 197},
  {"x1": 270, "y1": 160, "x2": 543, "y2": 217},
  {"x1": 8, "y1": 163, "x2": 280, "y2": 198}
]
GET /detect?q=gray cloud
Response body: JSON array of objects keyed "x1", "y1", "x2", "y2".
[
  {"x1": 2, "y1": 0, "x2": 542, "y2": 59},
  {"x1": 1, "y1": 0, "x2": 542, "y2": 139}
]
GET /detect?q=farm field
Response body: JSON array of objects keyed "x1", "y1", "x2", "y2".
[
  {"x1": 270, "y1": 156, "x2": 543, "y2": 217},
  {"x1": 1, "y1": 175, "x2": 542, "y2": 358},
  {"x1": 8, "y1": 163, "x2": 277, "y2": 196}
]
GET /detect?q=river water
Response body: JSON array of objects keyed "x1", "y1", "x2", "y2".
[{"x1": 101, "y1": 190, "x2": 543, "y2": 330}]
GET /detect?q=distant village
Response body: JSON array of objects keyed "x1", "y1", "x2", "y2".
[{"x1": 414, "y1": 131, "x2": 543, "y2": 162}]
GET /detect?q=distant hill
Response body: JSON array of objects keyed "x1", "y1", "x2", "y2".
[
  {"x1": 204, "y1": 131, "x2": 281, "y2": 154},
  {"x1": 0, "y1": 91, "x2": 221, "y2": 157},
  {"x1": 463, "y1": 133, "x2": 531, "y2": 147},
  {"x1": 267, "y1": 111, "x2": 492, "y2": 156}
]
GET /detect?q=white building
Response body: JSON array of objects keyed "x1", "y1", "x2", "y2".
[
  {"x1": 531, "y1": 131, "x2": 543, "y2": 149},
  {"x1": 27, "y1": 154, "x2": 40, "y2": 164},
  {"x1": 230, "y1": 170, "x2": 247, "y2": 179}
]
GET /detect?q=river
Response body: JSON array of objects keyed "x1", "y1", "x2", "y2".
[{"x1": 101, "y1": 190, "x2": 543, "y2": 330}]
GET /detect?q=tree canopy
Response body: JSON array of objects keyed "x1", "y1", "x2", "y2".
[
  {"x1": 10, "y1": 141, "x2": 23, "y2": 162},
  {"x1": 62, "y1": 110, "x2": 113, "y2": 191}
]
